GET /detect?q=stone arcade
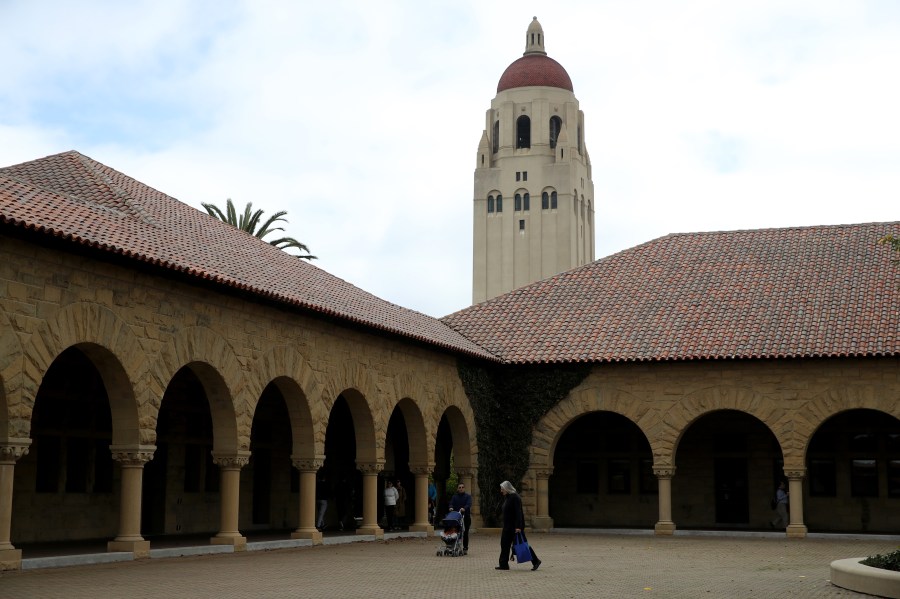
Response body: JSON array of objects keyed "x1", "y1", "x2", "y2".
[{"x1": 0, "y1": 19, "x2": 898, "y2": 571}]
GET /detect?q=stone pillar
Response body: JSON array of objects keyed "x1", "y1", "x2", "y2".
[
  {"x1": 456, "y1": 467, "x2": 480, "y2": 528},
  {"x1": 785, "y1": 468, "x2": 808, "y2": 538},
  {"x1": 0, "y1": 440, "x2": 30, "y2": 571},
  {"x1": 356, "y1": 462, "x2": 384, "y2": 538},
  {"x1": 531, "y1": 468, "x2": 554, "y2": 531},
  {"x1": 210, "y1": 451, "x2": 250, "y2": 550},
  {"x1": 107, "y1": 445, "x2": 155, "y2": 558},
  {"x1": 409, "y1": 465, "x2": 432, "y2": 533},
  {"x1": 291, "y1": 458, "x2": 323, "y2": 544},
  {"x1": 653, "y1": 466, "x2": 677, "y2": 535}
]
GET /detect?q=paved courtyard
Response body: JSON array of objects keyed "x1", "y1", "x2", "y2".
[{"x1": 0, "y1": 531, "x2": 897, "y2": 598}]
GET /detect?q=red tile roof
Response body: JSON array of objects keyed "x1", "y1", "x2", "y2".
[
  {"x1": 0, "y1": 151, "x2": 496, "y2": 360},
  {"x1": 442, "y1": 224, "x2": 900, "y2": 364},
  {"x1": 497, "y1": 55, "x2": 574, "y2": 93}
]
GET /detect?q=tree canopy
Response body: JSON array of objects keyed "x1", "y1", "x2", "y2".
[{"x1": 202, "y1": 198, "x2": 316, "y2": 260}]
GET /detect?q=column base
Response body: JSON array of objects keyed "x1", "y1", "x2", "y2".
[
  {"x1": 357, "y1": 526, "x2": 384, "y2": 539},
  {"x1": 291, "y1": 529, "x2": 323, "y2": 545},
  {"x1": 107, "y1": 539, "x2": 151, "y2": 558},
  {"x1": 0, "y1": 548, "x2": 22, "y2": 571},
  {"x1": 654, "y1": 521, "x2": 677, "y2": 535},
  {"x1": 786, "y1": 524, "x2": 808, "y2": 538},
  {"x1": 211, "y1": 535, "x2": 247, "y2": 551},
  {"x1": 531, "y1": 516, "x2": 554, "y2": 531},
  {"x1": 409, "y1": 523, "x2": 432, "y2": 534}
]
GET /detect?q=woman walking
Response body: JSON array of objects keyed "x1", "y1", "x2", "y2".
[{"x1": 496, "y1": 480, "x2": 541, "y2": 571}]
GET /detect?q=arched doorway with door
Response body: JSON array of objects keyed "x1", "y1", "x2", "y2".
[
  {"x1": 673, "y1": 410, "x2": 782, "y2": 530},
  {"x1": 549, "y1": 411, "x2": 656, "y2": 528}
]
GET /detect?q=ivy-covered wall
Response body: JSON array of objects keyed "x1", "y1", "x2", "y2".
[{"x1": 457, "y1": 359, "x2": 591, "y2": 526}]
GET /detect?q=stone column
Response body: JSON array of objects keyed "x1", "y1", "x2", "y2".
[
  {"x1": 456, "y1": 468, "x2": 480, "y2": 529},
  {"x1": 107, "y1": 445, "x2": 155, "y2": 558},
  {"x1": 653, "y1": 466, "x2": 677, "y2": 535},
  {"x1": 291, "y1": 458, "x2": 323, "y2": 544},
  {"x1": 785, "y1": 468, "x2": 808, "y2": 538},
  {"x1": 409, "y1": 465, "x2": 432, "y2": 533},
  {"x1": 210, "y1": 451, "x2": 250, "y2": 550},
  {"x1": 356, "y1": 462, "x2": 384, "y2": 538},
  {"x1": 0, "y1": 439, "x2": 30, "y2": 571},
  {"x1": 531, "y1": 468, "x2": 554, "y2": 531}
]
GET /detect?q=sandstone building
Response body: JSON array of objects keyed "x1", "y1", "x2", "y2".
[{"x1": 0, "y1": 19, "x2": 898, "y2": 572}]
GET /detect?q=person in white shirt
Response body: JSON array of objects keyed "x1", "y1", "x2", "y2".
[{"x1": 383, "y1": 479, "x2": 399, "y2": 531}]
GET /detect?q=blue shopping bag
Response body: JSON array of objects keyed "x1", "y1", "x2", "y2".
[{"x1": 513, "y1": 532, "x2": 532, "y2": 564}]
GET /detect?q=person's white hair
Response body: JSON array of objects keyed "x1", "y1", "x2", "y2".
[{"x1": 500, "y1": 480, "x2": 517, "y2": 494}]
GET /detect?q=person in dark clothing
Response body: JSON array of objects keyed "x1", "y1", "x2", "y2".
[
  {"x1": 496, "y1": 480, "x2": 541, "y2": 571},
  {"x1": 448, "y1": 482, "x2": 472, "y2": 553}
]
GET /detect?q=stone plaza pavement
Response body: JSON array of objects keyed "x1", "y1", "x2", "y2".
[{"x1": 0, "y1": 531, "x2": 897, "y2": 599}]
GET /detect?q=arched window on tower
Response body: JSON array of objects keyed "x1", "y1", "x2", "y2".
[
  {"x1": 496, "y1": 194, "x2": 503, "y2": 213},
  {"x1": 577, "y1": 125, "x2": 583, "y2": 154},
  {"x1": 541, "y1": 191, "x2": 549, "y2": 210},
  {"x1": 492, "y1": 121, "x2": 499, "y2": 154},
  {"x1": 549, "y1": 116, "x2": 562, "y2": 149},
  {"x1": 516, "y1": 116, "x2": 531, "y2": 149},
  {"x1": 488, "y1": 195, "x2": 495, "y2": 213},
  {"x1": 523, "y1": 193, "x2": 530, "y2": 211},
  {"x1": 551, "y1": 191, "x2": 558, "y2": 209},
  {"x1": 515, "y1": 193, "x2": 522, "y2": 212}
]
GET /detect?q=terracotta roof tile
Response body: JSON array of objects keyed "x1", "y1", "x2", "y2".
[
  {"x1": 0, "y1": 151, "x2": 496, "y2": 361},
  {"x1": 497, "y1": 55, "x2": 574, "y2": 93},
  {"x1": 442, "y1": 224, "x2": 900, "y2": 364}
]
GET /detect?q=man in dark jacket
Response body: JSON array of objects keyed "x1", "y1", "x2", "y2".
[
  {"x1": 448, "y1": 482, "x2": 472, "y2": 553},
  {"x1": 496, "y1": 480, "x2": 541, "y2": 571}
]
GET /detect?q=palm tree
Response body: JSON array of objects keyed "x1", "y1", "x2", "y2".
[{"x1": 202, "y1": 198, "x2": 316, "y2": 260}]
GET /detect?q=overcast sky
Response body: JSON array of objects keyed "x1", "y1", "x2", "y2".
[{"x1": 2, "y1": 1, "x2": 899, "y2": 317}]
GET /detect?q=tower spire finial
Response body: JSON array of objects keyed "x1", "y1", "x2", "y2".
[{"x1": 524, "y1": 16, "x2": 547, "y2": 56}]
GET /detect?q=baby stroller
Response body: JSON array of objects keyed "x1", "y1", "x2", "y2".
[{"x1": 436, "y1": 510, "x2": 465, "y2": 557}]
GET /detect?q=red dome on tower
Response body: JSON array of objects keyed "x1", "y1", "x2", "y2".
[{"x1": 497, "y1": 54, "x2": 574, "y2": 93}]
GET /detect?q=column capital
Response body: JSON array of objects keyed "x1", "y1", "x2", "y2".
[
  {"x1": 533, "y1": 468, "x2": 554, "y2": 479},
  {"x1": 212, "y1": 451, "x2": 251, "y2": 469},
  {"x1": 110, "y1": 445, "x2": 156, "y2": 466},
  {"x1": 653, "y1": 466, "x2": 676, "y2": 478},
  {"x1": 0, "y1": 439, "x2": 31, "y2": 463},
  {"x1": 455, "y1": 467, "x2": 477, "y2": 478},
  {"x1": 409, "y1": 464, "x2": 434, "y2": 476},
  {"x1": 291, "y1": 458, "x2": 324, "y2": 472},
  {"x1": 357, "y1": 461, "x2": 384, "y2": 475},
  {"x1": 784, "y1": 468, "x2": 806, "y2": 479}
]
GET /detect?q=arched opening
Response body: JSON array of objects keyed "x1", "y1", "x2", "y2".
[
  {"x1": 14, "y1": 346, "x2": 115, "y2": 545},
  {"x1": 248, "y1": 383, "x2": 294, "y2": 531},
  {"x1": 143, "y1": 365, "x2": 220, "y2": 537},
  {"x1": 549, "y1": 116, "x2": 562, "y2": 149},
  {"x1": 516, "y1": 116, "x2": 531, "y2": 149},
  {"x1": 805, "y1": 409, "x2": 900, "y2": 533},
  {"x1": 324, "y1": 395, "x2": 361, "y2": 531},
  {"x1": 492, "y1": 121, "x2": 499, "y2": 154},
  {"x1": 674, "y1": 410, "x2": 781, "y2": 530},
  {"x1": 549, "y1": 412, "x2": 654, "y2": 527},
  {"x1": 384, "y1": 407, "x2": 412, "y2": 530}
]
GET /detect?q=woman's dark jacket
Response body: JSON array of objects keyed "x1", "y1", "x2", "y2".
[{"x1": 501, "y1": 492, "x2": 525, "y2": 532}]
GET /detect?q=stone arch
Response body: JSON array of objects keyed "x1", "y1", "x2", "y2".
[
  {"x1": 250, "y1": 346, "x2": 323, "y2": 460},
  {"x1": 0, "y1": 306, "x2": 25, "y2": 441},
  {"x1": 393, "y1": 397, "x2": 428, "y2": 468},
  {"x1": 320, "y1": 362, "x2": 381, "y2": 464},
  {"x1": 21, "y1": 301, "x2": 143, "y2": 446},
  {"x1": 794, "y1": 384, "x2": 900, "y2": 463},
  {"x1": 662, "y1": 385, "x2": 784, "y2": 466},
  {"x1": 430, "y1": 385, "x2": 477, "y2": 470},
  {"x1": 531, "y1": 384, "x2": 656, "y2": 470},
  {"x1": 150, "y1": 326, "x2": 244, "y2": 453}
]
